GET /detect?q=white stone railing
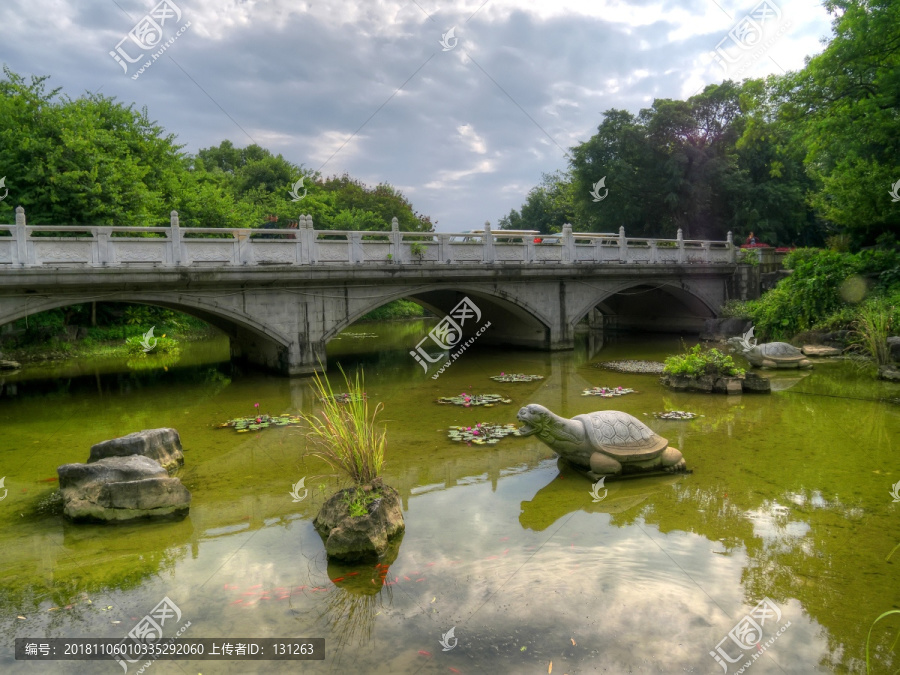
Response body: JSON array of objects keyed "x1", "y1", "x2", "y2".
[{"x1": 0, "y1": 208, "x2": 736, "y2": 268}]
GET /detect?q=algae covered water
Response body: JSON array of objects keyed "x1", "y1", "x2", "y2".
[{"x1": 0, "y1": 322, "x2": 898, "y2": 673}]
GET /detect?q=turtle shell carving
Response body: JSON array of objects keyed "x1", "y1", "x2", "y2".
[
  {"x1": 576, "y1": 411, "x2": 669, "y2": 462},
  {"x1": 516, "y1": 404, "x2": 686, "y2": 476},
  {"x1": 757, "y1": 342, "x2": 804, "y2": 359}
]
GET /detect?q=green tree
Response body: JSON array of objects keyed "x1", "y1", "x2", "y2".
[
  {"x1": 779, "y1": 0, "x2": 900, "y2": 247},
  {"x1": 0, "y1": 67, "x2": 183, "y2": 226}
]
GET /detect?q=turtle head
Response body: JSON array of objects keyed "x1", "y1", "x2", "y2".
[
  {"x1": 516, "y1": 404, "x2": 552, "y2": 437},
  {"x1": 726, "y1": 336, "x2": 748, "y2": 352}
]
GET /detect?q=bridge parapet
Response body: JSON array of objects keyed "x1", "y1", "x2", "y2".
[{"x1": 0, "y1": 208, "x2": 736, "y2": 268}]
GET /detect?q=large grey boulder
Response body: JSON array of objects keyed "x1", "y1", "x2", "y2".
[
  {"x1": 58, "y1": 455, "x2": 191, "y2": 522},
  {"x1": 888, "y1": 337, "x2": 900, "y2": 362},
  {"x1": 878, "y1": 364, "x2": 900, "y2": 382},
  {"x1": 89, "y1": 428, "x2": 184, "y2": 473},
  {"x1": 314, "y1": 478, "x2": 404, "y2": 562}
]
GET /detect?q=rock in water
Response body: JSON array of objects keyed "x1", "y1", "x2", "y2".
[
  {"x1": 801, "y1": 345, "x2": 842, "y2": 357},
  {"x1": 89, "y1": 428, "x2": 184, "y2": 473},
  {"x1": 888, "y1": 337, "x2": 900, "y2": 361},
  {"x1": 0, "y1": 359, "x2": 21, "y2": 370},
  {"x1": 58, "y1": 456, "x2": 191, "y2": 522},
  {"x1": 314, "y1": 478, "x2": 404, "y2": 562}
]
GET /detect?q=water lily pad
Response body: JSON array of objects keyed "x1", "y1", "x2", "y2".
[
  {"x1": 446, "y1": 422, "x2": 521, "y2": 444},
  {"x1": 593, "y1": 360, "x2": 665, "y2": 375},
  {"x1": 436, "y1": 393, "x2": 512, "y2": 407},
  {"x1": 489, "y1": 373, "x2": 545, "y2": 383},
  {"x1": 582, "y1": 386, "x2": 637, "y2": 397},
  {"x1": 219, "y1": 413, "x2": 304, "y2": 432},
  {"x1": 652, "y1": 411, "x2": 701, "y2": 420}
]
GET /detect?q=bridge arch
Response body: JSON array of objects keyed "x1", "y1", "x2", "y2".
[
  {"x1": 0, "y1": 293, "x2": 294, "y2": 372},
  {"x1": 324, "y1": 285, "x2": 554, "y2": 350},
  {"x1": 572, "y1": 279, "x2": 718, "y2": 333}
]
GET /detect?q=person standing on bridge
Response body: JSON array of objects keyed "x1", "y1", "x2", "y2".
[{"x1": 745, "y1": 231, "x2": 758, "y2": 246}]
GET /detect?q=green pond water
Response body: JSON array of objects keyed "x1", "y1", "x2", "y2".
[{"x1": 0, "y1": 321, "x2": 898, "y2": 674}]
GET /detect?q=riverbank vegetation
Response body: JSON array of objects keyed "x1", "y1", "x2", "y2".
[
  {"x1": 499, "y1": 0, "x2": 899, "y2": 250},
  {"x1": 723, "y1": 248, "x2": 899, "y2": 341},
  {"x1": 0, "y1": 303, "x2": 213, "y2": 363},
  {"x1": 360, "y1": 300, "x2": 429, "y2": 321}
]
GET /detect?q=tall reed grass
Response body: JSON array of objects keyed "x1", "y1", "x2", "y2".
[
  {"x1": 298, "y1": 365, "x2": 385, "y2": 485},
  {"x1": 849, "y1": 300, "x2": 894, "y2": 366}
]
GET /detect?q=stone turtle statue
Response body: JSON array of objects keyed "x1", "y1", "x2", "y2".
[
  {"x1": 516, "y1": 404, "x2": 686, "y2": 477},
  {"x1": 727, "y1": 327, "x2": 811, "y2": 369}
]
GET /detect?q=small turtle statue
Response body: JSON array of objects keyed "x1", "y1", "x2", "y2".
[
  {"x1": 726, "y1": 327, "x2": 811, "y2": 369},
  {"x1": 516, "y1": 404, "x2": 687, "y2": 477}
]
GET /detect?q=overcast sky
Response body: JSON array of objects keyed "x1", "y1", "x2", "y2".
[{"x1": 2, "y1": 0, "x2": 834, "y2": 231}]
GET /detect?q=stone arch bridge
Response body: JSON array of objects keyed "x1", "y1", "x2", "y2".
[{"x1": 0, "y1": 209, "x2": 753, "y2": 375}]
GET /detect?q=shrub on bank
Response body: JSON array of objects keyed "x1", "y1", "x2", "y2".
[
  {"x1": 723, "y1": 248, "x2": 900, "y2": 340},
  {"x1": 664, "y1": 344, "x2": 745, "y2": 378}
]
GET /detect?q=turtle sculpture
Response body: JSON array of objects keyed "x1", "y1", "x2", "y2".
[
  {"x1": 516, "y1": 404, "x2": 687, "y2": 477},
  {"x1": 726, "y1": 327, "x2": 811, "y2": 369}
]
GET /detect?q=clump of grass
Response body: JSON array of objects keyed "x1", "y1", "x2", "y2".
[
  {"x1": 848, "y1": 299, "x2": 894, "y2": 367},
  {"x1": 865, "y1": 543, "x2": 900, "y2": 673},
  {"x1": 298, "y1": 365, "x2": 385, "y2": 485}
]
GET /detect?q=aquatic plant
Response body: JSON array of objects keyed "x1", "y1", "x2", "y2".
[
  {"x1": 582, "y1": 386, "x2": 636, "y2": 397},
  {"x1": 664, "y1": 343, "x2": 745, "y2": 378},
  {"x1": 342, "y1": 488, "x2": 378, "y2": 517},
  {"x1": 446, "y1": 422, "x2": 520, "y2": 445},
  {"x1": 489, "y1": 373, "x2": 544, "y2": 382},
  {"x1": 865, "y1": 543, "x2": 900, "y2": 674},
  {"x1": 593, "y1": 360, "x2": 665, "y2": 374},
  {"x1": 297, "y1": 365, "x2": 385, "y2": 485},
  {"x1": 436, "y1": 393, "x2": 511, "y2": 407},
  {"x1": 652, "y1": 411, "x2": 700, "y2": 420},
  {"x1": 321, "y1": 392, "x2": 368, "y2": 403},
  {"x1": 848, "y1": 298, "x2": 894, "y2": 367},
  {"x1": 219, "y1": 413, "x2": 303, "y2": 432}
]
